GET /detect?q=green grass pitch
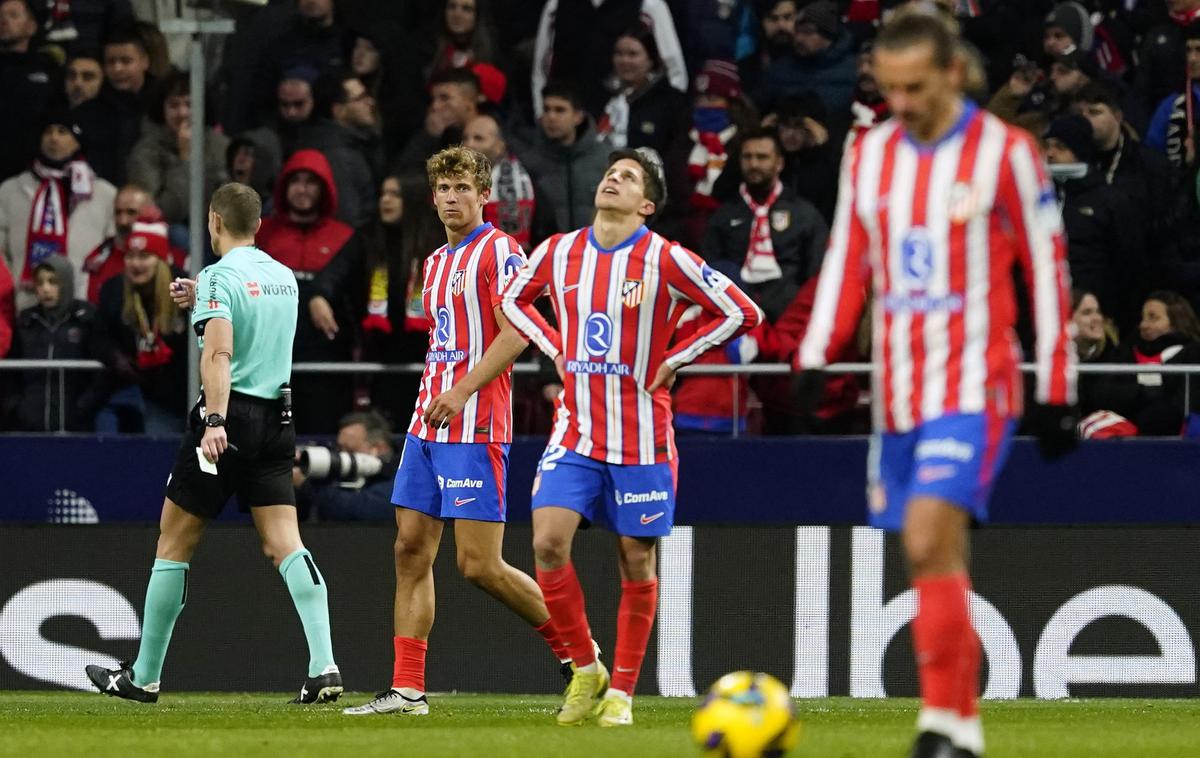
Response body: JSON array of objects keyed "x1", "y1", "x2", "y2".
[{"x1": 3, "y1": 692, "x2": 1199, "y2": 757}]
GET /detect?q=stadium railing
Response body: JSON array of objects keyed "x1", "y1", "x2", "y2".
[{"x1": 1, "y1": 359, "x2": 1196, "y2": 433}]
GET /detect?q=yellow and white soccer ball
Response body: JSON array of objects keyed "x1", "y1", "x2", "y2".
[{"x1": 691, "y1": 671, "x2": 801, "y2": 758}]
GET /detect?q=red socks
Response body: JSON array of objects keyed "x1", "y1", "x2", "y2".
[
  {"x1": 911, "y1": 573, "x2": 972, "y2": 712},
  {"x1": 535, "y1": 563, "x2": 596, "y2": 667},
  {"x1": 535, "y1": 617, "x2": 572, "y2": 661},
  {"x1": 956, "y1": 581, "x2": 981, "y2": 719},
  {"x1": 610, "y1": 578, "x2": 658, "y2": 695},
  {"x1": 392, "y1": 636, "x2": 427, "y2": 692}
]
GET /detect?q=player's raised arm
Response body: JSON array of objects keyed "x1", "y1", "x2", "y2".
[
  {"x1": 660, "y1": 244, "x2": 764, "y2": 372},
  {"x1": 1000, "y1": 131, "x2": 1077, "y2": 409},
  {"x1": 796, "y1": 138, "x2": 871, "y2": 371},
  {"x1": 501, "y1": 235, "x2": 562, "y2": 359}
]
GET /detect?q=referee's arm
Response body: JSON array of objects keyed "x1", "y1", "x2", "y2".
[{"x1": 199, "y1": 317, "x2": 233, "y2": 464}]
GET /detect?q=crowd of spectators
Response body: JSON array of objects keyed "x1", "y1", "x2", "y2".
[{"x1": 0, "y1": 0, "x2": 1198, "y2": 441}]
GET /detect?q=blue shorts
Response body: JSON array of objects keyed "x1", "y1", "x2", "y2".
[
  {"x1": 530, "y1": 445, "x2": 677, "y2": 537},
  {"x1": 392, "y1": 434, "x2": 509, "y2": 522},
  {"x1": 867, "y1": 413, "x2": 1016, "y2": 532}
]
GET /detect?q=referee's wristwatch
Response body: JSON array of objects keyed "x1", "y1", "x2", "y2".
[{"x1": 204, "y1": 413, "x2": 226, "y2": 428}]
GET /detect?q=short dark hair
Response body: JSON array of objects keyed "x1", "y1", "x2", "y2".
[
  {"x1": 738, "y1": 126, "x2": 786, "y2": 158},
  {"x1": 103, "y1": 25, "x2": 149, "y2": 55},
  {"x1": 148, "y1": 68, "x2": 189, "y2": 124},
  {"x1": 210, "y1": 183, "x2": 261, "y2": 237},
  {"x1": 339, "y1": 410, "x2": 394, "y2": 451},
  {"x1": 542, "y1": 80, "x2": 585, "y2": 112},
  {"x1": 1074, "y1": 81, "x2": 1121, "y2": 113},
  {"x1": 875, "y1": 10, "x2": 956, "y2": 69},
  {"x1": 616, "y1": 22, "x2": 663, "y2": 72},
  {"x1": 429, "y1": 66, "x2": 480, "y2": 95},
  {"x1": 606, "y1": 147, "x2": 666, "y2": 216}
]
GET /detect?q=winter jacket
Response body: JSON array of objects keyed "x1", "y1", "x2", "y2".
[
  {"x1": 0, "y1": 167, "x2": 117, "y2": 311},
  {"x1": 7, "y1": 256, "x2": 101, "y2": 431},
  {"x1": 72, "y1": 81, "x2": 155, "y2": 185},
  {"x1": 256, "y1": 148, "x2": 355, "y2": 362},
  {"x1": 512, "y1": 120, "x2": 611, "y2": 233},
  {"x1": 1055, "y1": 170, "x2": 1143, "y2": 332},
  {"x1": 755, "y1": 28, "x2": 857, "y2": 117},
  {"x1": 94, "y1": 270, "x2": 189, "y2": 415},
  {"x1": 701, "y1": 186, "x2": 828, "y2": 321},
  {"x1": 127, "y1": 122, "x2": 230, "y2": 225},
  {"x1": 298, "y1": 120, "x2": 382, "y2": 228},
  {"x1": 1089, "y1": 334, "x2": 1200, "y2": 436},
  {"x1": 0, "y1": 50, "x2": 61, "y2": 181},
  {"x1": 310, "y1": 220, "x2": 429, "y2": 364},
  {"x1": 600, "y1": 74, "x2": 690, "y2": 160},
  {"x1": 1097, "y1": 133, "x2": 1176, "y2": 249}
]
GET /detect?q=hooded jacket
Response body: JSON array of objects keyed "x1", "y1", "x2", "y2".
[
  {"x1": 256, "y1": 148, "x2": 355, "y2": 361},
  {"x1": 8, "y1": 255, "x2": 101, "y2": 431},
  {"x1": 512, "y1": 119, "x2": 611, "y2": 232},
  {"x1": 756, "y1": 28, "x2": 858, "y2": 117}
]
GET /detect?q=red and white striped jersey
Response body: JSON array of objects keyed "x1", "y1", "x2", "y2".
[
  {"x1": 502, "y1": 225, "x2": 763, "y2": 465},
  {"x1": 798, "y1": 104, "x2": 1076, "y2": 433},
  {"x1": 409, "y1": 223, "x2": 527, "y2": 443}
]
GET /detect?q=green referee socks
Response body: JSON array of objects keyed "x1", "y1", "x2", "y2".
[
  {"x1": 131, "y1": 559, "x2": 189, "y2": 687},
  {"x1": 279, "y1": 549, "x2": 336, "y2": 677}
]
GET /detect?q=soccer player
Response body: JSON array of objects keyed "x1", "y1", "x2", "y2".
[
  {"x1": 796, "y1": 14, "x2": 1077, "y2": 758},
  {"x1": 342, "y1": 146, "x2": 573, "y2": 717},
  {"x1": 502, "y1": 148, "x2": 764, "y2": 726},
  {"x1": 84, "y1": 183, "x2": 342, "y2": 704}
]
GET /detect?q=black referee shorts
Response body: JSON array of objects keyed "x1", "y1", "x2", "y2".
[{"x1": 166, "y1": 391, "x2": 296, "y2": 519}]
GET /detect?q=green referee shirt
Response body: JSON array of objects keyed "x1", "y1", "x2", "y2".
[{"x1": 192, "y1": 246, "x2": 299, "y2": 400}]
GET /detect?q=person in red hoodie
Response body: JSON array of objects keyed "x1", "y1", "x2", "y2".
[{"x1": 257, "y1": 148, "x2": 355, "y2": 433}]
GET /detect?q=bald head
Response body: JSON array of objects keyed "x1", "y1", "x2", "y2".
[
  {"x1": 114, "y1": 185, "x2": 152, "y2": 239},
  {"x1": 463, "y1": 114, "x2": 506, "y2": 163}
]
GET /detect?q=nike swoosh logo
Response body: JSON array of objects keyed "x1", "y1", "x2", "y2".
[
  {"x1": 640, "y1": 512, "x2": 664, "y2": 525},
  {"x1": 729, "y1": 218, "x2": 745, "y2": 226},
  {"x1": 455, "y1": 497, "x2": 477, "y2": 507},
  {"x1": 563, "y1": 284, "x2": 581, "y2": 293},
  {"x1": 616, "y1": 667, "x2": 636, "y2": 673}
]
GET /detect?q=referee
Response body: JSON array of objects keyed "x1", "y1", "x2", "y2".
[{"x1": 86, "y1": 183, "x2": 343, "y2": 705}]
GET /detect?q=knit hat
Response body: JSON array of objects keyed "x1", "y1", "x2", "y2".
[
  {"x1": 694, "y1": 59, "x2": 741, "y2": 99},
  {"x1": 796, "y1": 0, "x2": 840, "y2": 41},
  {"x1": 125, "y1": 219, "x2": 170, "y2": 261},
  {"x1": 1045, "y1": 2, "x2": 1094, "y2": 52},
  {"x1": 472, "y1": 62, "x2": 507, "y2": 105},
  {"x1": 41, "y1": 106, "x2": 86, "y2": 152},
  {"x1": 1045, "y1": 114, "x2": 1096, "y2": 163}
]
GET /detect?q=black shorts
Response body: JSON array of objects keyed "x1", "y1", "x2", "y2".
[{"x1": 165, "y1": 391, "x2": 296, "y2": 519}]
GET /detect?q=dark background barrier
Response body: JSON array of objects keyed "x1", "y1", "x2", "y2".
[
  {"x1": 2, "y1": 525, "x2": 1198, "y2": 698},
  {"x1": 3, "y1": 436, "x2": 1200, "y2": 524}
]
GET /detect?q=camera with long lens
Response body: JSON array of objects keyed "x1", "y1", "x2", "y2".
[{"x1": 297, "y1": 445, "x2": 386, "y2": 490}]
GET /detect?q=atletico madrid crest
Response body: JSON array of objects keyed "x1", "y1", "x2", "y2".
[
  {"x1": 450, "y1": 270, "x2": 466, "y2": 296},
  {"x1": 622, "y1": 278, "x2": 643, "y2": 308}
]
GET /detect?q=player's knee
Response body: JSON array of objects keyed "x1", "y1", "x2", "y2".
[
  {"x1": 903, "y1": 530, "x2": 952, "y2": 576},
  {"x1": 532, "y1": 532, "x2": 570, "y2": 567},
  {"x1": 457, "y1": 552, "x2": 502, "y2": 587},
  {"x1": 394, "y1": 535, "x2": 434, "y2": 572}
]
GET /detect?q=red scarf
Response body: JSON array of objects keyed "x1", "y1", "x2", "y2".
[
  {"x1": 1171, "y1": 7, "x2": 1200, "y2": 25},
  {"x1": 688, "y1": 125, "x2": 736, "y2": 211},
  {"x1": 23, "y1": 158, "x2": 93, "y2": 286},
  {"x1": 484, "y1": 154, "x2": 536, "y2": 249},
  {"x1": 738, "y1": 180, "x2": 784, "y2": 284}
]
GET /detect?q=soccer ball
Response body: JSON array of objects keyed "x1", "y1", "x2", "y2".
[{"x1": 691, "y1": 671, "x2": 801, "y2": 758}]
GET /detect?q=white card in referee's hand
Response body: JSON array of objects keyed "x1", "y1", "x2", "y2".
[{"x1": 196, "y1": 447, "x2": 218, "y2": 475}]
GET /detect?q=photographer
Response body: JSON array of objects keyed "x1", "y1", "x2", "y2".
[{"x1": 293, "y1": 410, "x2": 398, "y2": 521}]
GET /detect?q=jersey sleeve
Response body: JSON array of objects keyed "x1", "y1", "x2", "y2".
[
  {"x1": 192, "y1": 265, "x2": 234, "y2": 335},
  {"x1": 501, "y1": 236, "x2": 561, "y2": 358},
  {"x1": 661, "y1": 243, "x2": 764, "y2": 370},
  {"x1": 797, "y1": 138, "x2": 871, "y2": 370},
  {"x1": 484, "y1": 234, "x2": 528, "y2": 309},
  {"x1": 999, "y1": 130, "x2": 1077, "y2": 406}
]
